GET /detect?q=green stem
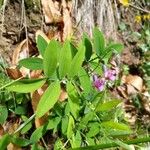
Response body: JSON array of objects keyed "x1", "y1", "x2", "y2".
[
  {"x1": 0, "y1": 77, "x2": 23, "y2": 90},
  {"x1": 14, "y1": 114, "x2": 35, "y2": 134},
  {"x1": 70, "y1": 137, "x2": 150, "y2": 150}
]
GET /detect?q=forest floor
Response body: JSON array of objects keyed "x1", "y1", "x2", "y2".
[{"x1": 0, "y1": 0, "x2": 150, "y2": 149}]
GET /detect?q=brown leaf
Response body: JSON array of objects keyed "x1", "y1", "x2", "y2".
[
  {"x1": 117, "y1": 86, "x2": 128, "y2": 99},
  {"x1": 12, "y1": 39, "x2": 28, "y2": 66},
  {"x1": 30, "y1": 70, "x2": 43, "y2": 79},
  {"x1": 59, "y1": 87, "x2": 68, "y2": 102},
  {"x1": 126, "y1": 84, "x2": 137, "y2": 95},
  {"x1": 0, "y1": 125, "x2": 4, "y2": 137},
  {"x1": 7, "y1": 143, "x2": 21, "y2": 150},
  {"x1": 6, "y1": 67, "x2": 23, "y2": 79},
  {"x1": 125, "y1": 75, "x2": 143, "y2": 92},
  {"x1": 31, "y1": 84, "x2": 48, "y2": 128}
]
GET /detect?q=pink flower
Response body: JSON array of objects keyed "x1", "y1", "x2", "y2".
[
  {"x1": 104, "y1": 66, "x2": 116, "y2": 81},
  {"x1": 93, "y1": 75, "x2": 105, "y2": 91}
]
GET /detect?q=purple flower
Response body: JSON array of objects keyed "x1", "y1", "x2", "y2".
[
  {"x1": 104, "y1": 67, "x2": 116, "y2": 81},
  {"x1": 93, "y1": 75, "x2": 105, "y2": 91}
]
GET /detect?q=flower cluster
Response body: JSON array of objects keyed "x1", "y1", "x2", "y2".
[{"x1": 93, "y1": 66, "x2": 117, "y2": 91}]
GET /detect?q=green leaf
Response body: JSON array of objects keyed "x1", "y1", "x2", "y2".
[
  {"x1": 36, "y1": 81, "x2": 60, "y2": 118},
  {"x1": 101, "y1": 121, "x2": 131, "y2": 131},
  {"x1": 67, "y1": 115, "x2": 75, "y2": 139},
  {"x1": 21, "y1": 116, "x2": 32, "y2": 134},
  {"x1": 31, "y1": 143, "x2": 45, "y2": 150},
  {"x1": 0, "y1": 105, "x2": 8, "y2": 124},
  {"x1": 82, "y1": 33, "x2": 92, "y2": 61},
  {"x1": 43, "y1": 40, "x2": 60, "y2": 77},
  {"x1": 6, "y1": 78, "x2": 46, "y2": 93},
  {"x1": 54, "y1": 138, "x2": 63, "y2": 150},
  {"x1": 67, "y1": 82, "x2": 80, "y2": 119},
  {"x1": 15, "y1": 106, "x2": 26, "y2": 115},
  {"x1": 93, "y1": 27, "x2": 105, "y2": 56},
  {"x1": 61, "y1": 116, "x2": 69, "y2": 135},
  {"x1": 78, "y1": 67, "x2": 92, "y2": 93},
  {"x1": 12, "y1": 137, "x2": 31, "y2": 147},
  {"x1": 86, "y1": 137, "x2": 95, "y2": 146},
  {"x1": 96, "y1": 99, "x2": 121, "y2": 112},
  {"x1": 19, "y1": 58, "x2": 43, "y2": 70},
  {"x1": 71, "y1": 131, "x2": 81, "y2": 148},
  {"x1": 86, "y1": 122, "x2": 100, "y2": 138},
  {"x1": 59, "y1": 41, "x2": 72, "y2": 79},
  {"x1": 37, "y1": 35, "x2": 48, "y2": 57},
  {"x1": 70, "y1": 43, "x2": 78, "y2": 57},
  {"x1": 105, "y1": 43, "x2": 124, "y2": 53},
  {"x1": 0, "y1": 134, "x2": 11, "y2": 149},
  {"x1": 68, "y1": 43, "x2": 85, "y2": 78},
  {"x1": 78, "y1": 112, "x2": 94, "y2": 130},
  {"x1": 30, "y1": 125, "x2": 46, "y2": 143},
  {"x1": 47, "y1": 117, "x2": 61, "y2": 132}
]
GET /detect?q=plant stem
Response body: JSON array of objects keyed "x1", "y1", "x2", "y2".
[
  {"x1": 0, "y1": 77, "x2": 23, "y2": 90},
  {"x1": 70, "y1": 137, "x2": 150, "y2": 150},
  {"x1": 14, "y1": 114, "x2": 35, "y2": 134}
]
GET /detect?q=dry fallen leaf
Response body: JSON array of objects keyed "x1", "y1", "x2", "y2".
[
  {"x1": 126, "y1": 84, "x2": 137, "y2": 95},
  {"x1": 6, "y1": 67, "x2": 23, "y2": 79},
  {"x1": 59, "y1": 87, "x2": 68, "y2": 102},
  {"x1": 125, "y1": 75, "x2": 143, "y2": 92},
  {"x1": 7, "y1": 143, "x2": 21, "y2": 150},
  {"x1": 0, "y1": 125, "x2": 4, "y2": 137},
  {"x1": 12, "y1": 39, "x2": 29, "y2": 66},
  {"x1": 31, "y1": 84, "x2": 48, "y2": 128}
]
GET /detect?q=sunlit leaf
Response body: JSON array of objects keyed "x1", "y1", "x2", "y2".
[
  {"x1": 105, "y1": 43, "x2": 124, "y2": 53},
  {"x1": 19, "y1": 58, "x2": 43, "y2": 70},
  {"x1": 6, "y1": 78, "x2": 46, "y2": 93},
  {"x1": 36, "y1": 81, "x2": 60, "y2": 118},
  {"x1": 43, "y1": 40, "x2": 60, "y2": 77},
  {"x1": 93, "y1": 27, "x2": 105, "y2": 56},
  {"x1": 59, "y1": 41, "x2": 72, "y2": 79},
  {"x1": 21, "y1": 116, "x2": 32, "y2": 134},
  {"x1": 68, "y1": 43, "x2": 85, "y2": 78},
  {"x1": 96, "y1": 100, "x2": 121, "y2": 112},
  {"x1": 37, "y1": 35, "x2": 48, "y2": 57},
  {"x1": 71, "y1": 131, "x2": 82, "y2": 148},
  {"x1": 67, "y1": 115, "x2": 75, "y2": 139},
  {"x1": 0, "y1": 134, "x2": 11, "y2": 150},
  {"x1": 30, "y1": 125, "x2": 46, "y2": 143},
  {"x1": 101, "y1": 121, "x2": 131, "y2": 131}
]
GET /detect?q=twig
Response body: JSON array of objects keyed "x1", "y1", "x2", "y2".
[{"x1": 130, "y1": 3, "x2": 150, "y2": 14}]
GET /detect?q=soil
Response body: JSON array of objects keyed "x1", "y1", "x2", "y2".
[{"x1": 0, "y1": 0, "x2": 42, "y2": 63}]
